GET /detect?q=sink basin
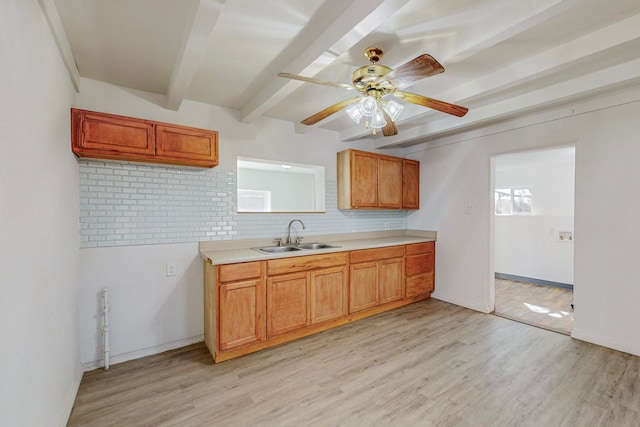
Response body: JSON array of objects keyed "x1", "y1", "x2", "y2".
[
  {"x1": 296, "y1": 243, "x2": 339, "y2": 250},
  {"x1": 253, "y1": 246, "x2": 302, "y2": 254}
]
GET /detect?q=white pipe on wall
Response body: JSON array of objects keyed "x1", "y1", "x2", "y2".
[{"x1": 102, "y1": 287, "x2": 110, "y2": 370}]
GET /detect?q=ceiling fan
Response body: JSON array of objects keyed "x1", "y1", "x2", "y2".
[{"x1": 278, "y1": 47, "x2": 468, "y2": 136}]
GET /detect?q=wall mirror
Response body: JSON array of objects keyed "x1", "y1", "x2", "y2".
[{"x1": 237, "y1": 157, "x2": 325, "y2": 213}]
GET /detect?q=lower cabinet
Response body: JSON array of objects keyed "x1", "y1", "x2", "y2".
[
  {"x1": 204, "y1": 242, "x2": 434, "y2": 362},
  {"x1": 405, "y1": 242, "x2": 435, "y2": 297},
  {"x1": 267, "y1": 272, "x2": 310, "y2": 337},
  {"x1": 349, "y1": 246, "x2": 405, "y2": 313},
  {"x1": 215, "y1": 261, "x2": 265, "y2": 352},
  {"x1": 311, "y1": 266, "x2": 349, "y2": 324}
]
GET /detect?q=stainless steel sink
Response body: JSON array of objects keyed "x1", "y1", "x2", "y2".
[
  {"x1": 296, "y1": 243, "x2": 339, "y2": 250},
  {"x1": 253, "y1": 246, "x2": 302, "y2": 254},
  {"x1": 252, "y1": 242, "x2": 339, "y2": 254}
]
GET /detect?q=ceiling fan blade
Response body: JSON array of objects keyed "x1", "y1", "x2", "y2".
[
  {"x1": 301, "y1": 96, "x2": 361, "y2": 126},
  {"x1": 381, "y1": 110, "x2": 398, "y2": 137},
  {"x1": 395, "y1": 90, "x2": 468, "y2": 117},
  {"x1": 376, "y1": 54, "x2": 445, "y2": 89},
  {"x1": 278, "y1": 73, "x2": 354, "y2": 91}
]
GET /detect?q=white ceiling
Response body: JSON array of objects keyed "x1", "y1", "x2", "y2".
[{"x1": 47, "y1": 0, "x2": 640, "y2": 147}]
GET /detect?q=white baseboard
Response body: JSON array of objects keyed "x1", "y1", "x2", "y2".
[
  {"x1": 58, "y1": 362, "x2": 84, "y2": 427},
  {"x1": 432, "y1": 292, "x2": 490, "y2": 314},
  {"x1": 571, "y1": 328, "x2": 640, "y2": 357},
  {"x1": 82, "y1": 335, "x2": 204, "y2": 371}
]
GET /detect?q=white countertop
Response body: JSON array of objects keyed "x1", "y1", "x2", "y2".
[{"x1": 199, "y1": 230, "x2": 436, "y2": 265}]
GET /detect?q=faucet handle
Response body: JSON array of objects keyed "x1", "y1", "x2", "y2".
[
  {"x1": 295, "y1": 236, "x2": 303, "y2": 245},
  {"x1": 272, "y1": 238, "x2": 283, "y2": 247}
]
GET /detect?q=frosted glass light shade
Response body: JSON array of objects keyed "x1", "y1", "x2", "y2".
[
  {"x1": 359, "y1": 95, "x2": 378, "y2": 117},
  {"x1": 346, "y1": 102, "x2": 364, "y2": 124},
  {"x1": 383, "y1": 99, "x2": 404, "y2": 121},
  {"x1": 370, "y1": 110, "x2": 387, "y2": 129}
]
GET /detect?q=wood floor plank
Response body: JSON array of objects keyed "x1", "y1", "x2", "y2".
[
  {"x1": 68, "y1": 299, "x2": 640, "y2": 426},
  {"x1": 494, "y1": 278, "x2": 574, "y2": 334}
]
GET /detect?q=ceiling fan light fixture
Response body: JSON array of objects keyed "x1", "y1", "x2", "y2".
[
  {"x1": 382, "y1": 99, "x2": 404, "y2": 122},
  {"x1": 346, "y1": 102, "x2": 364, "y2": 124},
  {"x1": 370, "y1": 109, "x2": 387, "y2": 130},
  {"x1": 359, "y1": 95, "x2": 378, "y2": 117}
]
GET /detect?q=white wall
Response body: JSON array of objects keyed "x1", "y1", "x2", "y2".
[
  {"x1": 75, "y1": 78, "x2": 405, "y2": 368},
  {"x1": 0, "y1": 2, "x2": 80, "y2": 426},
  {"x1": 494, "y1": 149, "x2": 575, "y2": 284},
  {"x1": 406, "y1": 88, "x2": 640, "y2": 356}
]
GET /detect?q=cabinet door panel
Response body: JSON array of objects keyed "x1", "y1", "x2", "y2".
[
  {"x1": 79, "y1": 112, "x2": 154, "y2": 156},
  {"x1": 267, "y1": 273, "x2": 309, "y2": 337},
  {"x1": 310, "y1": 266, "x2": 348, "y2": 324},
  {"x1": 219, "y1": 279, "x2": 265, "y2": 351},
  {"x1": 351, "y1": 151, "x2": 378, "y2": 208},
  {"x1": 378, "y1": 156, "x2": 403, "y2": 208},
  {"x1": 402, "y1": 159, "x2": 420, "y2": 209},
  {"x1": 350, "y1": 262, "x2": 378, "y2": 313},
  {"x1": 379, "y1": 258, "x2": 404, "y2": 303},
  {"x1": 155, "y1": 124, "x2": 218, "y2": 167}
]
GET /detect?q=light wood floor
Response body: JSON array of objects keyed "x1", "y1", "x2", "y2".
[
  {"x1": 494, "y1": 278, "x2": 574, "y2": 334},
  {"x1": 69, "y1": 299, "x2": 640, "y2": 427}
]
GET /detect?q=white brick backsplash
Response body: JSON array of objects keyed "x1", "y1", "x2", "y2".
[{"x1": 78, "y1": 159, "x2": 407, "y2": 247}]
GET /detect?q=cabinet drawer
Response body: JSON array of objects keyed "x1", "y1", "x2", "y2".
[
  {"x1": 350, "y1": 245, "x2": 405, "y2": 264},
  {"x1": 406, "y1": 273, "x2": 434, "y2": 297},
  {"x1": 267, "y1": 252, "x2": 348, "y2": 276},
  {"x1": 218, "y1": 261, "x2": 263, "y2": 283},
  {"x1": 405, "y1": 241, "x2": 434, "y2": 255},
  {"x1": 405, "y1": 252, "x2": 434, "y2": 276}
]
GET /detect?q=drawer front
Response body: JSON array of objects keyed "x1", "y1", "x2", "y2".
[
  {"x1": 267, "y1": 252, "x2": 348, "y2": 276},
  {"x1": 405, "y1": 241, "x2": 434, "y2": 256},
  {"x1": 406, "y1": 273, "x2": 434, "y2": 297},
  {"x1": 405, "y1": 252, "x2": 434, "y2": 276},
  {"x1": 350, "y1": 245, "x2": 405, "y2": 264},
  {"x1": 218, "y1": 261, "x2": 263, "y2": 283}
]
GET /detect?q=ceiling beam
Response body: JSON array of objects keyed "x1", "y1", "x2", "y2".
[
  {"x1": 309, "y1": 0, "x2": 571, "y2": 135},
  {"x1": 238, "y1": 0, "x2": 409, "y2": 123},
  {"x1": 374, "y1": 57, "x2": 640, "y2": 147},
  {"x1": 38, "y1": 0, "x2": 80, "y2": 92},
  {"x1": 165, "y1": 0, "x2": 225, "y2": 111},
  {"x1": 341, "y1": 10, "x2": 640, "y2": 143},
  {"x1": 444, "y1": 0, "x2": 575, "y2": 63}
]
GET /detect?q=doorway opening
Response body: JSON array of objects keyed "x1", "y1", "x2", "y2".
[{"x1": 491, "y1": 147, "x2": 575, "y2": 334}]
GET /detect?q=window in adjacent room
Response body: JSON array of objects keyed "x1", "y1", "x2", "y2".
[{"x1": 495, "y1": 187, "x2": 532, "y2": 215}]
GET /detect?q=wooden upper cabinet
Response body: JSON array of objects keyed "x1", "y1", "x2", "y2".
[
  {"x1": 378, "y1": 155, "x2": 403, "y2": 209},
  {"x1": 350, "y1": 150, "x2": 378, "y2": 208},
  {"x1": 337, "y1": 149, "x2": 419, "y2": 210},
  {"x1": 402, "y1": 159, "x2": 420, "y2": 209},
  {"x1": 71, "y1": 108, "x2": 218, "y2": 168},
  {"x1": 155, "y1": 124, "x2": 218, "y2": 166}
]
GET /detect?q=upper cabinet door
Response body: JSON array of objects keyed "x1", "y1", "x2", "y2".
[
  {"x1": 378, "y1": 155, "x2": 403, "y2": 209},
  {"x1": 402, "y1": 159, "x2": 420, "y2": 209},
  {"x1": 73, "y1": 110, "x2": 154, "y2": 157},
  {"x1": 155, "y1": 124, "x2": 218, "y2": 168},
  {"x1": 350, "y1": 150, "x2": 378, "y2": 208}
]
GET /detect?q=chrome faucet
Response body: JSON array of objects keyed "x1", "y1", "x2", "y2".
[{"x1": 286, "y1": 219, "x2": 306, "y2": 245}]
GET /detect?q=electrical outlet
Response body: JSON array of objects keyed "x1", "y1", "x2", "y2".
[
  {"x1": 465, "y1": 204, "x2": 474, "y2": 214},
  {"x1": 166, "y1": 263, "x2": 177, "y2": 277}
]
